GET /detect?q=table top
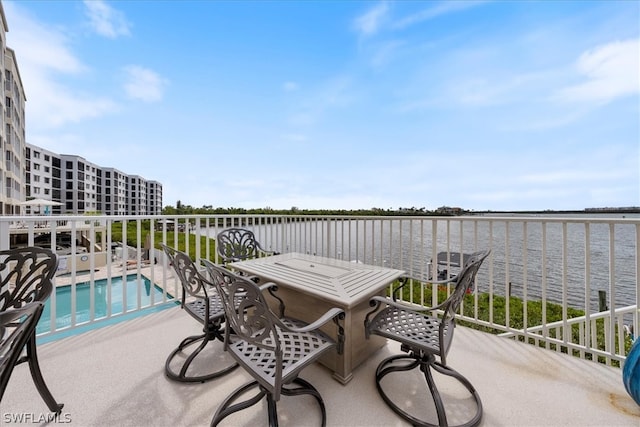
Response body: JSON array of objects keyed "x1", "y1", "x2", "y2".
[{"x1": 229, "y1": 253, "x2": 405, "y2": 308}]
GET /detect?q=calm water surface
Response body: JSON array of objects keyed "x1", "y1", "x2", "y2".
[{"x1": 201, "y1": 213, "x2": 639, "y2": 310}]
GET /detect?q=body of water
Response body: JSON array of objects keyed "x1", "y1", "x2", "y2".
[
  {"x1": 37, "y1": 274, "x2": 165, "y2": 334},
  {"x1": 202, "y1": 213, "x2": 639, "y2": 311}
]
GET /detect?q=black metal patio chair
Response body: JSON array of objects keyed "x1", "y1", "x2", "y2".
[
  {"x1": 216, "y1": 227, "x2": 278, "y2": 264},
  {"x1": 0, "y1": 247, "x2": 63, "y2": 413},
  {"x1": 365, "y1": 249, "x2": 490, "y2": 427},
  {"x1": 1, "y1": 303, "x2": 45, "y2": 406},
  {"x1": 203, "y1": 259, "x2": 345, "y2": 427},
  {"x1": 161, "y1": 244, "x2": 238, "y2": 383}
]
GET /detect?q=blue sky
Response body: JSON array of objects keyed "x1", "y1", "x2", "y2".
[{"x1": 4, "y1": 0, "x2": 639, "y2": 211}]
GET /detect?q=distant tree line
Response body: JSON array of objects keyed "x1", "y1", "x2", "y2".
[
  {"x1": 161, "y1": 202, "x2": 640, "y2": 217},
  {"x1": 161, "y1": 201, "x2": 451, "y2": 217}
]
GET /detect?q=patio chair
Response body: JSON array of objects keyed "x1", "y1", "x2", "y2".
[
  {"x1": 161, "y1": 244, "x2": 238, "y2": 383},
  {"x1": 0, "y1": 247, "x2": 63, "y2": 413},
  {"x1": 1, "y1": 303, "x2": 44, "y2": 405},
  {"x1": 216, "y1": 227, "x2": 278, "y2": 263},
  {"x1": 365, "y1": 249, "x2": 490, "y2": 427},
  {"x1": 204, "y1": 260, "x2": 345, "y2": 427}
]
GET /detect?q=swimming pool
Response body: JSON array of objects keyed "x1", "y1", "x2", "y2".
[{"x1": 37, "y1": 274, "x2": 170, "y2": 336}]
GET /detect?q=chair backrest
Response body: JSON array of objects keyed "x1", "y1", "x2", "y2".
[
  {"x1": 0, "y1": 302, "x2": 44, "y2": 401},
  {"x1": 204, "y1": 260, "x2": 283, "y2": 393},
  {"x1": 0, "y1": 247, "x2": 58, "y2": 311},
  {"x1": 161, "y1": 244, "x2": 210, "y2": 303},
  {"x1": 216, "y1": 228, "x2": 265, "y2": 262},
  {"x1": 441, "y1": 249, "x2": 490, "y2": 327}
]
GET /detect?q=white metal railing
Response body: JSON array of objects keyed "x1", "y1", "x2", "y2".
[
  {"x1": 499, "y1": 304, "x2": 638, "y2": 365},
  {"x1": 0, "y1": 213, "x2": 637, "y2": 365}
]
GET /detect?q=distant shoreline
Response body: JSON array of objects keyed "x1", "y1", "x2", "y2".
[{"x1": 472, "y1": 207, "x2": 640, "y2": 215}]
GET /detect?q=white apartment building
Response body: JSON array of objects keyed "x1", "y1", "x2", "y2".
[
  {"x1": 60, "y1": 154, "x2": 101, "y2": 214},
  {"x1": 1, "y1": 7, "x2": 27, "y2": 215},
  {"x1": 101, "y1": 167, "x2": 129, "y2": 216},
  {"x1": 26, "y1": 143, "x2": 162, "y2": 215},
  {"x1": 128, "y1": 175, "x2": 148, "y2": 215},
  {"x1": 0, "y1": 0, "x2": 163, "y2": 217},
  {"x1": 147, "y1": 180, "x2": 163, "y2": 215},
  {"x1": 25, "y1": 145, "x2": 61, "y2": 214},
  {"x1": 3, "y1": 48, "x2": 25, "y2": 214}
]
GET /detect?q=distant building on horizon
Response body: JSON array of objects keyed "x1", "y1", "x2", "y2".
[{"x1": 436, "y1": 206, "x2": 463, "y2": 215}]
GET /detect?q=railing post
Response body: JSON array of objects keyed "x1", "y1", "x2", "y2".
[
  {"x1": 0, "y1": 220, "x2": 10, "y2": 250},
  {"x1": 598, "y1": 290, "x2": 607, "y2": 312}
]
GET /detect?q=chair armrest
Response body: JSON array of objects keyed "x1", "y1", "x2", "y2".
[
  {"x1": 392, "y1": 274, "x2": 456, "y2": 294},
  {"x1": 427, "y1": 276, "x2": 458, "y2": 285},
  {"x1": 370, "y1": 295, "x2": 425, "y2": 312},
  {"x1": 258, "y1": 248, "x2": 279, "y2": 257},
  {"x1": 388, "y1": 275, "x2": 456, "y2": 311},
  {"x1": 260, "y1": 282, "x2": 286, "y2": 318},
  {"x1": 258, "y1": 281, "x2": 278, "y2": 292},
  {"x1": 278, "y1": 307, "x2": 345, "y2": 354},
  {"x1": 278, "y1": 307, "x2": 345, "y2": 334},
  {"x1": 390, "y1": 274, "x2": 457, "y2": 303},
  {"x1": 0, "y1": 302, "x2": 43, "y2": 332}
]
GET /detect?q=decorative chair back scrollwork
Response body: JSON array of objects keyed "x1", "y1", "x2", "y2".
[
  {"x1": 203, "y1": 259, "x2": 345, "y2": 427},
  {"x1": 365, "y1": 249, "x2": 490, "y2": 427},
  {"x1": 216, "y1": 228, "x2": 278, "y2": 263},
  {"x1": 0, "y1": 247, "x2": 63, "y2": 413},
  {"x1": 161, "y1": 244, "x2": 238, "y2": 383}
]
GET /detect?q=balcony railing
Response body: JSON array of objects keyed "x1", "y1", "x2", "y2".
[{"x1": 1, "y1": 213, "x2": 637, "y2": 366}]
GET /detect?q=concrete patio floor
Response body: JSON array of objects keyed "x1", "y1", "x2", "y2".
[{"x1": 3, "y1": 305, "x2": 639, "y2": 426}]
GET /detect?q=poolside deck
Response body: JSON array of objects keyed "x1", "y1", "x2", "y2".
[{"x1": 3, "y1": 304, "x2": 638, "y2": 426}]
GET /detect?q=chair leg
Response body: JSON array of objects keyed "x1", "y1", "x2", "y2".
[
  {"x1": 431, "y1": 361, "x2": 483, "y2": 427},
  {"x1": 211, "y1": 381, "x2": 266, "y2": 427},
  {"x1": 375, "y1": 354, "x2": 482, "y2": 427},
  {"x1": 266, "y1": 393, "x2": 279, "y2": 427},
  {"x1": 422, "y1": 361, "x2": 448, "y2": 426},
  {"x1": 210, "y1": 378, "x2": 327, "y2": 427},
  {"x1": 25, "y1": 335, "x2": 64, "y2": 414},
  {"x1": 281, "y1": 378, "x2": 327, "y2": 427},
  {"x1": 165, "y1": 330, "x2": 238, "y2": 383}
]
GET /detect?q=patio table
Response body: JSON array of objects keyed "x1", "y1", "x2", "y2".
[{"x1": 229, "y1": 252, "x2": 405, "y2": 384}]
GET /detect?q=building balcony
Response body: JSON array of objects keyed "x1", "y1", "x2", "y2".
[{"x1": 1, "y1": 213, "x2": 639, "y2": 425}]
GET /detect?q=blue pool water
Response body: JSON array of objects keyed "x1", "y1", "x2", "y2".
[{"x1": 37, "y1": 274, "x2": 169, "y2": 336}]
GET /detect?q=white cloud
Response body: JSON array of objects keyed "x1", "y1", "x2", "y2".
[
  {"x1": 3, "y1": 3, "x2": 118, "y2": 129},
  {"x1": 369, "y1": 39, "x2": 405, "y2": 68},
  {"x1": 286, "y1": 75, "x2": 355, "y2": 126},
  {"x1": 393, "y1": 1, "x2": 487, "y2": 30},
  {"x1": 29, "y1": 79, "x2": 117, "y2": 127},
  {"x1": 4, "y1": 6, "x2": 84, "y2": 74},
  {"x1": 283, "y1": 81, "x2": 299, "y2": 92},
  {"x1": 123, "y1": 66, "x2": 169, "y2": 102},
  {"x1": 281, "y1": 133, "x2": 308, "y2": 142},
  {"x1": 555, "y1": 38, "x2": 640, "y2": 104},
  {"x1": 353, "y1": 2, "x2": 389, "y2": 37},
  {"x1": 83, "y1": 0, "x2": 131, "y2": 38}
]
